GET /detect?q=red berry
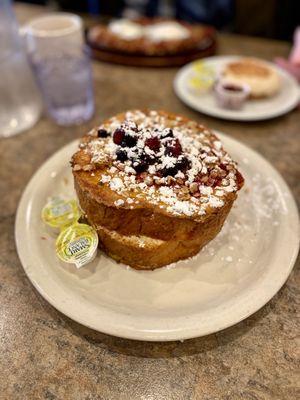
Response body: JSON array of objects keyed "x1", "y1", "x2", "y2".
[
  {"x1": 145, "y1": 137, "x2": 161, "y2": 152},
  {"x1": 113, "y1": 128, "x2": 125, "y2": 145},
  {"x1": 165, "y1": 139, "x2": 182, "y2": 157}
]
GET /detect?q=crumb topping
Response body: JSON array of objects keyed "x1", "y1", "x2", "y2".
[{"x1": 73, "y1": 110, "x2": 243, "y2": 217}]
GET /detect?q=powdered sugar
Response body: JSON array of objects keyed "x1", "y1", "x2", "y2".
[{"x1": 75, "y1": 110, "x2": 242, "y2": 217}]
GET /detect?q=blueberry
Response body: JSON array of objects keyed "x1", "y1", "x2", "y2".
[
  {"x1": 177, "y1": 156, "x2": 191, "y2": 171},
  {"x1": 97, "y1": 128, "x2": 109, "y2": 138},
  {"x1": 161, "y1": 128, "x2": 174, "y2": 138},
  {"x1": 161, "y1": 166, "x2": 178, "y2": 177},
  {"x1": 116, "y1": 149, "x2": 128, "y2": 162},
  {"x1": 134, "y1": 161, "x2": 148, "y2": 174},
  {"x1": 140, "y1": 152, "x2": 156, "y2": 165},
  {"x1": 121, "y1": 134, "x2": 137, "y2": 148}
]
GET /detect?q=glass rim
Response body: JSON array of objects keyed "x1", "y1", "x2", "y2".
[{"x1": 26, "y1": 13, "x2": 82, "y2": 38}]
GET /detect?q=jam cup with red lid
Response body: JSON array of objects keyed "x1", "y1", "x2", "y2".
[{"x1": 214, "y1": 80, "x2": 250, "y2": 110}]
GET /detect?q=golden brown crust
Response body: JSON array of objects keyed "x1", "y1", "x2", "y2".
[
  {"x1": 88, "y1": 18, "x2": 213, "y2": 57},
  {"x1": 72, "y1": 109, "x2": 243, "y2": 268},
  {"x1": 75, "y1": 178, "x2": 235, "y2": 241},
  {"x1": 96, "y1": 198, "x2": 232, "y2": 270}
]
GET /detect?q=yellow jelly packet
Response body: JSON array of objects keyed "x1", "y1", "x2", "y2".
[
  {"x1": 56, "y1": 223, "x2": 98, "y2": 268},
  {"x1": 41, "y1": 197, "x2": 80, "y2": 232},
  {"x1": 188, "y1": 61, "x2": 215, "y2": 93}
]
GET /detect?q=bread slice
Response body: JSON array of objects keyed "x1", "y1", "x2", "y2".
[
  {"x1": 222, "y1": 58, "x2": 280, "y2": 98},
  {"x1": 71, "y1": 110, "x2": 244, "y2": 269},
  {"x1": 96, "y1": 221, "x2": 219, "y2": 270}
]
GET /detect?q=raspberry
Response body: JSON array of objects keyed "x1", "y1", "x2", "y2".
[
  {"x1": 145, "y1": 137, "x2": 161, "y2": 152},
  {"x1": 165, "y1": 138, "x2": 182, "y2": 157}
]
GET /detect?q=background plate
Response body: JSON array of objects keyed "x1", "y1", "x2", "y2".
[
  {"x1": 15, "y1": 134, "x2": 299, "y2": 341},
  {"x1": 174, "y1": 56, "x2": 300, "y2": 121}
]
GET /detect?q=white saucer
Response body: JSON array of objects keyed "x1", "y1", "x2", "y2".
[
  {"x1": 174, "y1": 56, "x2": 300, "y2": 121},
  {"x1": 15, "y1": 135, "x2": 299, "y2": 341}
]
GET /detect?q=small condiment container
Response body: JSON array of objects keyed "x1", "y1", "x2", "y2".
[
  {"x1": 41, "y1": 196, "x2": 81, "y2": 234},
  {"x1": 187, "y1": 61, "x2": 215, "y2": 94},
  {"x1": 214, "y1": 80, "x2": 250, "y2": 110},
  {"x1": 55, "y1": 222, "x2": 98, "y2": 268}
]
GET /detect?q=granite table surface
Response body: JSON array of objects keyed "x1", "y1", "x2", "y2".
[{"x1": 0, "y1": 4, "x2": 299, "y2": 400}]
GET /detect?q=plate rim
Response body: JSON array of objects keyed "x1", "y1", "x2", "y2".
[
  {"x1": 174, "y1": 55, "x2": 300, "y2": 121},
  {"x1": 15, "y1": 135, "x2": 300, "y2": 341}
]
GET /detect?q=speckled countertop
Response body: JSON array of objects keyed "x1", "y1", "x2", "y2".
[{"x1": 0, "y1": 4, "x2": 299, "y2": 400}]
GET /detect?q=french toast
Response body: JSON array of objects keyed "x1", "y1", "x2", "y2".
[
  {"x1": 88, "y1": 18, "x2": 212, "y2": 57},
  {"x1": 71, "y1": 110, "x2": 244, "y2": 269}
]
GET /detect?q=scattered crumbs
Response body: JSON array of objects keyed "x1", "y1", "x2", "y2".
[
  {"x1": 91, "y1": 172, "x2": 95, "y2": 177},
  {"x1": 50, "y1": 171, "x2": 57, "y2": 178},
  {"x1": 228, "y1": 245, "x2": 234, "y2": 251},
  {"x1": 40, "y1": 236, "x2": 47, "y2": 240},
  {"x1": 249, "y1": 260, "x2": 253, "y2": 264},
  {"x1": 273, "y1": 221, "x2": 279, "y2": 226},
  {"x1": 225, "y1": 256, "x2": 233, "y2": 262},
  {"x1": 114, "y1": 199, "x2": 124, "y2": 206}
]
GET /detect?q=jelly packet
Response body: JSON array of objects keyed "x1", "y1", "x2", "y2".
[
  {"x1": 56, "y1": 223, "x2": 98, "y2": 269},
  {"x1": 42, "y1": 196, "x2": 98, "y2": 268},
  {"x1": 188, "y1": 61, "x2": 215, "y2": 94},
  {"x1": 41, "y1": 197, "x2": 80, "y2": 233}
]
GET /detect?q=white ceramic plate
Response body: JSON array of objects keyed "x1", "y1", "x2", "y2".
[
  {"x1": 15, "y1": 135, "x2": 299, "y2": 341},
  {"x1": 174, "y1": 56, "x2": 300, "y2": 121}
]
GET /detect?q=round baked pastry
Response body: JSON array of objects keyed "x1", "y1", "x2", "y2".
[
  {"x1": 221, "y1": 58, "x2": 281, "y2": 98},
  {"x1": 71, "y1": 110, "x2": 244, "y2": 269},
  {"x1": 88, "y1": 18, "x2": 214, "y2": 57}
]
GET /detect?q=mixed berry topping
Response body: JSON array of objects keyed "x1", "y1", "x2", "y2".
[
  {"x1": 109, "y1": 120, "x2": 195, "y2": 181},
  {"x1": 93, "y1": 118, "x2": 241, "y2": 194},
  {"x1": 81, "y1": 110, "x2": 243, "y2": 217}
]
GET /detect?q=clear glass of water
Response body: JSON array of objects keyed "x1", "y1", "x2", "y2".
[
  {"x1": 0, "y1": 0, "x2": 42, "y2": 138},
  {"x1": 25, "y1": 14, "x2": 94, "y2": 126}
]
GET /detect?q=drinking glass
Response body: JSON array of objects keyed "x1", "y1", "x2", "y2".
[
  {"x1": 0, "y1": 0, "x2": 42, "y2": 138},
  {"x1": 25, "y1": 14, "x2": 94, "y2": 126}
]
